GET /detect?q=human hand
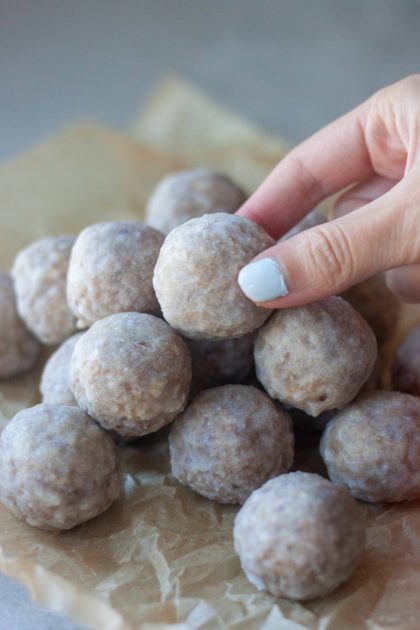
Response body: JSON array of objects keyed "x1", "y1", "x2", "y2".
[{"x1": 237, "y1": 76, "x2": 420, "y2": 308}]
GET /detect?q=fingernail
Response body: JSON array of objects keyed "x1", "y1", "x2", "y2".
[{"x1": 238, "y1": 257, "x2": 288, "y2": 302}]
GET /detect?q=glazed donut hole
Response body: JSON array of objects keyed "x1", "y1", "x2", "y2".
[
  {"x1": 40, "y1": 332, "x2": 84, "y2": 405},
  {"x1": 0, "y1": 272, "x2": 40, "y2": 379},
  {"x1": 320, "y1": 391, "x2": 420, "y2": 503},
  {"x1": 146, "y1": 168, "x2": 247, "y2": 234},
  {"x1": 70, "y1": 312, "x2": 191, "y2": 438},
  {"x1": 67, "y1": 221, "x2": 164, "y2": 328},
  {"x1": 0, "y1": 404, "x2": 121, "y2": 530},
  {"x1": 254, "y1": 297, "x2": 377, "y2": 417},
  {"x1": 169, "y1": 385, "x2": 294, "y2": 504},
  {"x1": 233, "y1": 472, "x2": 365, "y2": 600},
  {"x1": 153, "y1": 212, "x2": 275, "y2": 339},
  {"x1": 11, "y1": 236, "x2": 76, "y2": 345}
]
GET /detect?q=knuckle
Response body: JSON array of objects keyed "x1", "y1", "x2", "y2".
[
  {"x1": 375, "y1": 75, "x2": 420, "y2": 101},
  {"x1": 397, "y1": 74, "x2": 420, "y2": 94},
  {"x1": 300, "y1": 224, "x2": 356, "y2": 291},
  {"x1": 371, "y1": 75, "x2": 420, "y2": 119}
]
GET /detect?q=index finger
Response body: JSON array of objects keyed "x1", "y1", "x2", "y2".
[{"x1": 237, "y1": 101, "x2": 373, "y2": 239}]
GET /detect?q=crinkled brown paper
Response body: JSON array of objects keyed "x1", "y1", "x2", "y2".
[{"x1": 0, "y1": 78, "x2": 420, "y2": 630}]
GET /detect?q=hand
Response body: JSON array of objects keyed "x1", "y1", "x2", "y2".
[{"x1": 237, "y1": 75, "x2": 420, "y2": 308}]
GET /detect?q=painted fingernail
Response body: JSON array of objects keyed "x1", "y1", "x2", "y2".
[{"x1": 238, "y1": 257, "x2": 288, "y2": 302}]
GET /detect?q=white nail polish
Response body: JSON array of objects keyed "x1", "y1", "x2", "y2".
[{"x1": 238, "y1": 258, "x2": 288, "y2": 302}]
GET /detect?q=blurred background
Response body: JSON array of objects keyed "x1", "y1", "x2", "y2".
[
  {"x1": 2, "y1": 0, "x2": 420, "y2": 162},
  {"x1": 0, "y1": 1, "x2": 419, "y2": 628}
]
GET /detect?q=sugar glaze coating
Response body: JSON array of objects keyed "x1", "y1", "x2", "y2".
[
  {"x1": 233, "y1": 472, "x2": 365, "y2": 600},
  {"x1": 12, "y1": 236, "x2": 76, "y2": 344},
  {"x1": 254, "y1": 297, "x2": 377, "y2": 416},
  {"x1": 70, "y1": 312, "x2": 191, "y2": 437},
  {"x1": 40, "y1": 333, "x2": 84, "y2": 405},
  {"x1": 67, "y1": 222, "x2": 164, "y2": 328},
  {"x1": 0, "y1": 404, "x2": 121, "y2": 530},
  {"x1": 0, "y1": 272, "x2": 40, "y2": 378},
  {"x1": 146, "y1": 168, "x2": 247, "y2": 234},
  {"x1": 170, "y1": 385, "x2": 294, "y2": 504},
  {"x1": 320, "y1": 391, "x2": 420, "y2": 503},
  {"x1": 153, "y1": 213, "x2": 274, "y2": 339}
]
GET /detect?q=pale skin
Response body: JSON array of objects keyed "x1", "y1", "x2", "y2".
[{"x1": 237, "y1": 75, "x2": 420, "y2": 308}]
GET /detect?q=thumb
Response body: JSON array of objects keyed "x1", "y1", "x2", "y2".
[{"x1": 238, "y1": 176, "x2": 419, "y2": 309}]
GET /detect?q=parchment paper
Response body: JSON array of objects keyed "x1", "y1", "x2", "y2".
[
  {"x1": 0, "y1": 80, "x2": 420, "y2": 630},
  {"x1": 131, "y1": 77, "x2": 290, "y2": 193}
]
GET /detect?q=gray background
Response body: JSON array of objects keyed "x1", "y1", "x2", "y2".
[{"x1": 0, "y1": 0, "x2": 419, "y2": 627}]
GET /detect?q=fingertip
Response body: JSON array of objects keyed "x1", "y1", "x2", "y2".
[
  {"x1": 237, "y1": 237, "x2": 334, "y2": 310},
  {"x1": 235, "y1": 202, "x2": 257, "y2": 222},
  {"x1": 238, "y1": 257, "x2": 288, "y2": 304},
  {"x1": 236, "y1": 202, "x2": 278, "y2": 239}
]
